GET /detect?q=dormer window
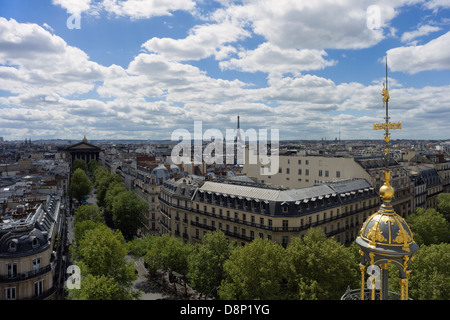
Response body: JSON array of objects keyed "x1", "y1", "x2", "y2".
[
  {"x1": 32, "y1": 237, "x2": 39, "y2": 248},
  {"x1": 8, "y1": 239, "x2": 18, "y2": 252}
]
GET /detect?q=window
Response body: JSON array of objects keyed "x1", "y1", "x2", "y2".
[
  {"x1": 7, "y1": 263, "x2": 17, "y2": 279},
  {"x1": 298, "y1": 169, "x2": 302, "y2": 175},
  {"x1": 8, "y1": 241, "x2": 17, "y2": 252},
  {"x1": 32, "y1": 258, "x2": 41, "y2": 274},
  {"x1": 306, "y1": 160, "x2": 309, "y2": 165},
  {"x1": 5, "y1": 287, "x2": 16, "y2": 300},
  {"x1": 298, "y1": 159, "x2": 301, "y2": 165},
  {"x1": 325, "y1": 170, "x2": 329, "y2": 177},
  {"x1": 286, "y1": 168, "x2": 290, "y2": 174},
  {"x1": 260, "y1": 217, "x2": 264, "y2": 226},
  {"x1": 282, "y1": 220, "x2": 289, "y2": 230},
  {"x1": 336, "y1": 171, "x2": 341, "y2": 178},
  {"x1": 34, "y1": 280, "x2": 44, "y2": 297},
  {"x1": 305, "y1": 169, "x2": 309, "y2": 176},
  {"x1": 319, "y1": 170, "x2": 323, "y2": 177}
]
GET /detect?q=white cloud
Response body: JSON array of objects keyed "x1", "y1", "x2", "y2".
[
  {"x1": 142, "y1": 20, "x2": 250, "y2": 61},
  {"x1": 214, "y1": 0, "x2": 403, "y2": 50},
  {"x1": 52, "y1": 0, "x2": 195, "y2": 19},
  {"x1": 401, "y1": 24, "x2": 441, "y2": 44},
  {"x1": 388, "y1": 31, "x2": 450, "y2": 74},
  {"x1": 422, "y1": 0, "x2": 450, "y2": 11},
  {"x1": 52, "y1": 0, "x2": 92, "y2": 15},
  {"x1": 219, "y1": 42, "x2": 336, "y2": 76},
  {"x1": 100, "y1": 0, "x2": 195, "y2": 19},
  {"x1": 0, "y1": 18, "x2": 110, "y2": 97}
]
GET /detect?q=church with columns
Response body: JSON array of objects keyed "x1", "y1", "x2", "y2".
[{"x1": 65, "y1": 136, "x2": 101, "y2": 170}]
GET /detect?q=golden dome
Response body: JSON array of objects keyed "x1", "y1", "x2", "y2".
[{"x1": 359, "y1": 206, "x2": 416, "y2": 253}]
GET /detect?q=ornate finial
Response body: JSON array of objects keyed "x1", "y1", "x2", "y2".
[
  {"x1": 382, "y1": 82, "x2": 389, "y2": 108},
  {"x1": 82, "y1": 135, "x2": 88, "y2": 142}
]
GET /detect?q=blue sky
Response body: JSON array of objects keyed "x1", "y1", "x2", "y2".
[{"x1": 0, "y1": 0, "x2": 449, "y2": 141}]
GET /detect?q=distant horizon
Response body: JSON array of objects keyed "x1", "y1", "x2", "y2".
[{"x1": 3, "y1": 137, "x2": 450, "y2": 143}]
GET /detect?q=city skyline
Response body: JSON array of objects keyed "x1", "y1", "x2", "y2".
[{"x1": 1, "y1": 0, "x2": 450, "y2": 141}]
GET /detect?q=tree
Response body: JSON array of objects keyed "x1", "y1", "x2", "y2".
[
  {"x1": 407, "y1": 208, "x2": 450, "y2": 246},
  {"x1": 112, "y1": 190, "x2": 148, "y2": 239},
  {"x1": 286, "y1": 228, "x2": 359, "y2": 300},
  {"x1": 104, "y1": 181, "x2": 127, "y2": 213},
  {"x1": 93, "y1": 166, "x2": 109, "y2": 185},
  {"x1": 408, "y1": 243, "x2": 450, "y2": 300},
  {"x1": 187, "y1": 230, "x2": 235, "y2": 298},
  {"x1": 74, "y1": 204, "x2": 104, "y2": 225},
  {"x1": 69, "y1": 168, "x2": 92, "y2": 203},
  {"x1": 144, "y1": 234, "x2": 192, "y2": 277},
  {"x1": 218, "y1": 238, "x2": 289, "y2": 300},
  {"x1": 87, "y1": 159, "x2": 99, "y2": 175},
  {"x1": 76, "y1": 224, "x2": 137, "y2": 288},
  {"x1": 72, "y1": 159, "x2": 88, "y2": 172},
  {"x1": 127, "y1": 234, "x2": 157, "y2": 258},
  {"x1": 67, "y1": 274, "x2": 139, "y2": 300},
  {"x1": 96, "y1": 172, "x2": 122, "y2": 207},
  {"x1": 437, "y1": 193, "x2": 450, "y2": 221}
]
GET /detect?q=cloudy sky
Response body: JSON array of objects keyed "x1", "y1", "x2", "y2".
[{"x1": 0, "y1": 0, "x2": 449, "y2": 141}]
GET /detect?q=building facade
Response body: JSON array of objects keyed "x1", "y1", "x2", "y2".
[
  {"x1": 159, "y1": 177, "x2": 381, "y2": 247},
  {"x1": 0, "y1": 196, "x2": 62, "y2": 300},
  {"x1": 65, "y1": 136, "x2": 101, "y2": 169}
]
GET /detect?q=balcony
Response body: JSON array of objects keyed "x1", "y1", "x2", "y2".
[{"x1": 0, "y1": 263, "x2": 55, "y2": 283}]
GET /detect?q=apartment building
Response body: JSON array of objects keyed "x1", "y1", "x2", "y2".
[
  {"x1": 159, "y1": 177, "x2": 380, "y2": 247},
  {"x1": 244, "y1": 150, "x2": 414, "y2": 219},
  {"x1": 0, "y1": 196, "x2": 62, "y2": 300},
  {"x1": 134, "y1": 161, "x2": 182, "y2": 235}
]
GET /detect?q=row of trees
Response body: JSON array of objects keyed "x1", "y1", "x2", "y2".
[
  {"x1": 67, "y1": 204, "x2": 140, "y2": 299},
  {"x1": 127, "y1": 193, "x2": 450, "y2": 300},
  {"x1": 92, "y1": 166, "x2": 148, "y2": 239},
  {"x1": 128, "y1": 228, "x2": 361, "y2": 300},
  {"x1": 66, "y1": 160, "x2": 147, "y2": 299}
]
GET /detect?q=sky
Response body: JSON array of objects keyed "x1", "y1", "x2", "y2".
[{"x1": 0, "y1": 0, "x2": 449, "y2": 141}]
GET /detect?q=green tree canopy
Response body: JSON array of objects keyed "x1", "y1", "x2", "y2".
[
  {"x1": 104, "y1": 181, "x2": 127, "y2": 213},
  {"x1": 286, "y1": 228, "x2": 359, "y2": 300},
  {"x1": 408, "y1": 243, "x2": 450, "y2": 300},
  {"x1": 407, "y1": 207, "x2": 450, "y2": 246},
  {"x1": 437, "y1": 193, "x2": 450, "y2": 221},
  {"x1": 69, "y1": 168, "x2": 92, "y2": 203},
  {"x1": 112, "y1": 190, "x2": 148, "y2": 239},
  {"x1": 187, "y1": 230, "x2": 235, "y2": 298},
  {"x1": 218, "y1": 238, "x2": 289, "y2": 300},
  {"x1": 127, "y1": 234, "x2": 157, "y2": 258},
  {"x1": 74, "y1": 204, "x2": 104, "y2": 226},
  {"x1": 67, "y1": 274, "x2": 139, "y2": 300},
  {"x1": 144, "y1": 234, "x2": 192, "y2": 276},
  {"x1": 87, "y1": 159, "x2": 99, "y2": 175},
  {"x1": 72, "y1": 159, "x2": 88, "y2": 172},
  {"x1": 93, "y1": 166, "x2": 109, "y2": 185},
  {"x1": 76, "y1": 224, "x2": 137, "y2": 287},
  {"x1": 96, "y1": 173, "x2": 122, "y2": 207}
]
